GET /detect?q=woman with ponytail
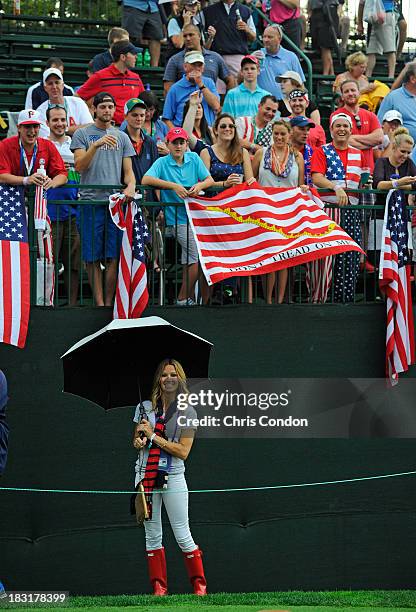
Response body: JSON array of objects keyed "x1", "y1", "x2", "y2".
[{"x1": 132, "y1": 359, "x2": 207, "y2": 596}]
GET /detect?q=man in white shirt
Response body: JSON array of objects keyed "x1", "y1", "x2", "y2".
[
  {"x1": 46, "y1": 105, "x2": 80, "y2": 306},
  {"x1": 25, "y1": 57, "x2": 74, "y2": 110},
  {"x1": 37, "y1": 68, "x2": 92, "y2": 138}
]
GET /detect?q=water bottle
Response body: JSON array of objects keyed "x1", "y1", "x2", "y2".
[
  {"x1": 143, "y1": 49, "x2": 151, "y2": 67},
  {"x1": 135, "y1": 52, "x2": 143, "y2": 68},
  {"x1": 38, "y1": 158, "x2": 46, "y2": 178},
  {"x1": 145, "y1": 83, "x2": 151, "y2": 92},
  {"x1": 390, "y1": 173, "x2": 400, "y2": 189},
  {"x1": 235, "y1": 8, "x2": 241, "y2": 20}
]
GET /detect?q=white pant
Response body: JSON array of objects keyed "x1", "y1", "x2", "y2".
[{"x1": 141, "y1": 472, "x2": 196, "y2": 552}]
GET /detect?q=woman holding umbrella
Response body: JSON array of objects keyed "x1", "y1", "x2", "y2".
[{"x1": 133, "y1": 358, "x2": 207, "y2": 596}]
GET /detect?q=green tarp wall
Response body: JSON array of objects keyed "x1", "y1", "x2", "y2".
[{"x1": 1, "y1": 305, "x2": 415, "y2": 594}]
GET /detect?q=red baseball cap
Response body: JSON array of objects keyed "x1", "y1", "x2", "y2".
[
  {"x1": 166, "y1": 127, "x2": 189, "y2": 142},
  {"x1": 241, "y1": 54, "x2": 259, "y2": 67}
]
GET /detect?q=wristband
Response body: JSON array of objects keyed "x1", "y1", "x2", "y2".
[
  {"x1": 22, "y1": 176, "x2": 29, "y2": 186},
  {"x1": 392, "y1": 179, "x2": 399, "y2": 189}
]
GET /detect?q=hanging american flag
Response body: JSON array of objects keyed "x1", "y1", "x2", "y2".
[
  {"x1": 34, "y1": 183, "x2": 47, "y2": 230},
  {"x1": 185, "y1": 182, "x2": 363, "y2": 286},
  {"x1": 379, "y1": 189, "x2": 415, "y2": 384},
  {"x1": 109, "y1": 193, "x2": 150, "y2": 319},
  {"x1": 0, "y1": 184, "x2": 30, "y2": 348}
]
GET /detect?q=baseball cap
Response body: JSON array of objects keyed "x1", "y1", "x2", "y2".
[
  {"x1": 115, "y1": 41, "x2": 142, "y2": 56},
  {"x1": 93, "y1": 92, "x2": 116, "y2": 107},
  {"x1": 241, "y1": 54, "x2": 259, "y2": 67},
  {"x1": 290, "y1": 115, "x2": 315, "y2": 129},
  {"x1": 17, "y1": 109, "x2": 42, "y2": 126},
  {"x1": 382, "y1": 110, "x2": 403, "y2": 124},
  {"x1": 124, "y1": 98, "x2": 148, "y2": 114},
  {"x1": 330, "y1": 113, "x2": 353, "y2": 128},
  {"x1": 276, "y1": 70, "x2": 303, "y2": 84},
  {"x1": 166, "y1": 127, "x2": 189, "y2": 142},
  {"x1": 43, "y1": 67, "x2": 63, "y2": 84},
  {"x1": 184, "y1": 51, "x2": 205, "y2": 64}
]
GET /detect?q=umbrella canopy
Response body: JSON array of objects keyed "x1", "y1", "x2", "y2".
[{"x1": 61, "y1": 316, "x2": 213, "y2": 409}]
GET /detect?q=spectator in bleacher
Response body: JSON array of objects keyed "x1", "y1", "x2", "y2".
[
  {"x1": 235, "y1": 94, "x2": 279, "y2": 155},
  {"x1": 75, "y1": 41, "x2": 144, "y2": 127},
  {"x1": 377, "y1": 63, "x2": 416, "y2": 143},
  {"x1": 71, "y1": 92, "x2": 136, "y2": 307},
  {"x1": 276, "y1": 72, "x2": 316, "y2": 119},
  {"x1": 46, "y1": 106, "x2": 81, "y2": 306},
  {"x1": 163, "y1": 24, "x2": 235, "y2": 95},
  {"x1": 310, "y1": 113, "x2": 365, "y2": 303},
  {"x1": 289, "y1": 115, "x2": 314, "y2": 185},
  {"x1": 90, "y1": 27, "x2": 131, "y2": 73},
  {"x1": 255, "y1": 24, "x2": 305, "y2": 100},
  {"x1": 199, "y1": 0, "x2": 257, "y2": 93},
  {"x1": 182, "y1": 92, "x2": 214, "y2": 154},
  {"x1": 162, "y1": 51, "x2": 220, "y2": 128},
  {"x1": 267, "y1": 0, "x2": 302, "y2": 50},
  {"x1": 357, "y1": 0, "x2": 396, "y2": 79},
  {"x1": 251, "y1": 119, "x2": 306, "y2": 304},
  {"x1": 333, "y1": 80, "x2": 383, "y2": 174},
  {"x1": 25, "y1": 57, "x2": 74, "y2": 110},
  {"x1": 374, "y1": 109, "x2": 403, "y2": 159},
  {"x1": 166, "y1": 0, "x2": 207, "y2": 60},
  {"x1": 0, "y1": 109, "x2": 67, "y2": 190},
  {"x1": 395, "y1": 0, "x2": 407, "y2": 60},
  {"x1": 121, "y1": 0, "x2": 164, "y2": 67},
  {"x1": 288, "y1": 89, "x2": 325, "y2": 148},
  {"x1": 139, "y1": 90, "x2": 169, "y2": 155},
  {"x1": 308, "y1": 0, "x2": 342, "y2": 76},
  {"x1": 333, "y1": 52, "x2": 371, "y2": 95},
  {"x1": 222, "y1": 55, "x2": 270, "y2": 118},
  {"x1": 142, "y1": 127, "x2": 214, "y2": 305},
  {"x1": 122, "y1": 97, "x2": 159, "y2": 188},
  {"x1": 37, "y1": 68, "x2": 93, "y2": 138}
]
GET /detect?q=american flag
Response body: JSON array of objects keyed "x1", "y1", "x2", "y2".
[
  {"x1": 379, "y1": 189, "x2": 415, "y2": 384},
  {"x1": 109, "y1": 193, "x2": 150, "y2": 319},
  {"x1": 0, "y1": 184, "x2": 30, "y2": 348},
  {"x1": 185, "y1": 182, "x2": 362, "y2": 286}
]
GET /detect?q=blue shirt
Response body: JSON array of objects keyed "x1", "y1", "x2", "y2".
[
  {"x1": 383, "y1": 0, "x2": 394, "y2": 11},
  {"x1": 144, "y1": 152, "x2": 210, "y2": 225},
  {"x1": 163, "y1": 49, "x2": 230, "y2": 85},
  {"x1": 257, "y1": 46, "x2": 305, "y2": 99},
  {"x1": 162, "y1": 76, "x2": 219, "y2": 127},
  {"x1": 123, "y1": 0, "x2": 158, "y2": 13},
  {"x1": 222, "y1": 82, "x2": 271, "y2": 118},
  {"x1": 377, "y1": 86, "x2": 416, "y2": 142}
]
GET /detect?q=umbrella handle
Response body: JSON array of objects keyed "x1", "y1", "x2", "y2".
[{"x1": 139, "y1": 483, "x2": 149, "y2": 520}]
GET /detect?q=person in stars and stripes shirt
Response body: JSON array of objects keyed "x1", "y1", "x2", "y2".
[{"x1": 310, "y1": 113, "x2": 365, "y2": 303}]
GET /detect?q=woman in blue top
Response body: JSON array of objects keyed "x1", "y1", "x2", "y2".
[
  {"x1": 133, "y1": 359, "x2": 207, "y2": 596},
  {"x1": 139, "y1": 91, "x2": 169, "y2": 156}
]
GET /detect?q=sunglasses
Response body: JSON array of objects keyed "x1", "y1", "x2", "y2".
[
  {"x1": 48, "y1": 103, "x2": 65, "y2": 109},
  {"x1": 218, "y1": 123, "x2": 235, "y2": 129},
  {"x1": 354, "y1": 114, "x2": 362, "y2": 129}
]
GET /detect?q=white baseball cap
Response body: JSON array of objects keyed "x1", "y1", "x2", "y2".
[
  {"x1": 43, "y1": 67, "x2": 63, "y2": 84},
  {"x1": 382, "y1": 110, "x2": 403, "y2": 124},
  {"x1": 330, "y1": 112, "x2": 353, "y2": 128},
  {"x1": 17, "y1": 109, "x2": 42, "y2": 126}
]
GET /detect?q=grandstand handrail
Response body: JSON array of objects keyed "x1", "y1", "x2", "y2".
[
  {"x1": 0, "y1": 13, "x2": 118, "y2": 28},
  {"x1": 250, "y1": 4, "x2": 313, "y2": 98}
]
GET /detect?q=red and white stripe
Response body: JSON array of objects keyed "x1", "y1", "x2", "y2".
[
  {"x1": 185, "y1": 182, "x2": 362, "y2": 286},
  {"x1": 379, "y1": 192, "x2": 415, "y2": 384},
  {"x1": 0, "y1": 240, "x2": 30, "y2": 348},
  {"x1": 34, "y1": 184, "x2": 47, "y2": 231}
]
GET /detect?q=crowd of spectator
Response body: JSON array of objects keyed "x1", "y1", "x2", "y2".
[{"x1": 0, "y1": 0, "x2": 414, "y2": 307}]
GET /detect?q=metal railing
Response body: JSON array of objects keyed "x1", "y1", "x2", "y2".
[{"x1": 26, "y1": 184, "x2": 415, "y2": 309}]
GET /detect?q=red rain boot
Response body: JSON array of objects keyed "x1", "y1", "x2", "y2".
[
  {"x1": 147, "y1": 547, "x2": 168, "y2": 596},
  {"x1": 183, "y1": 547, "x2": 207, "y2": 595}
]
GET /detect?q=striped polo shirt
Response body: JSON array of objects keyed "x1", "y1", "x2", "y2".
[{"x1": 76, "y1": 64, "x2": 144, "y2": 125}]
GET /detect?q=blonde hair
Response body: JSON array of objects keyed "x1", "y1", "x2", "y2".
[
  {"x1": 392, "y1": 126, "x2": 414, "y2": 148},
  {"x1": 151, "y1": 359, "x2": 189, "y2": 410},
  {"x1": 345, "y1": 51, "x2": 367, "y2": 71},
  {"x1": 272, "y1": 119, "x2": 291, "y2": 134}
]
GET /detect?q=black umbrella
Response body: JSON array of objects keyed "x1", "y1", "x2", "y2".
[{"x1": 61, "y1": 316, "x2": 213, "y2": 409}]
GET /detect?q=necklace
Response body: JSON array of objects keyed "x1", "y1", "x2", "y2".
[{"x1": 271, "y1": 145, "x2": 289, "y2": 175}]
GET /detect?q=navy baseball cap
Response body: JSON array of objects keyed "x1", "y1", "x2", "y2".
[{"x1": 289, "y1": 115, "x2": 315, "y2": 129}]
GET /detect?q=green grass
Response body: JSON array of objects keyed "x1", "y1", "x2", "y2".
[{"x1": 3, "y1": 591, "x2": 416, "y2": 610}]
